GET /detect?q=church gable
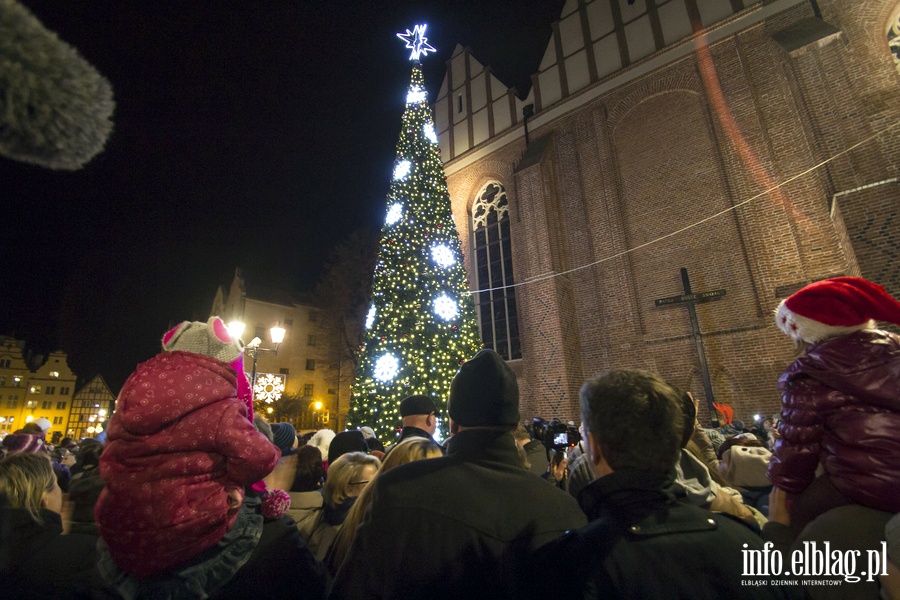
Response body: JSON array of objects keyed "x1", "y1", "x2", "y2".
[{"x1": 434, "y1": 45, "x2": 528, "y2": 159}]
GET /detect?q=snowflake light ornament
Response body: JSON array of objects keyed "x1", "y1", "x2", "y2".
[
  {"x1": 432, "y1": 293, "x2": 458, "y2": 321},
  {"x1": 386, "y1": 202, "x2": 403, "y2": 225},
  {"x1": 394, "y1": 160, "x2": 411, "y2": 181},
  {"x1": 431, "y1": 243, "x2": 455, "y2": 268},
  {"x1": 424, "y1": 123, "x2": 438, "y2": 143},
  {"x1": 374, "y1": 354, "x2": 401, "y2": 382},
  {"x1": 254, "y1": 373, "x2": 285, "y2": 404},
  {"x1": 407, "y1": 87, "x2": 427, "y2": 104}
]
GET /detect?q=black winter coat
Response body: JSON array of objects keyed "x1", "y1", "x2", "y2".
[
  {"x1": 329, "y1": 428, "x2": 587, "y2": 599},
  {"x1": 0, "y1": 507, "x2": 111, "y2": 599},
  {"x1": 532, "y1": 469, "x2": 804, "y2": 600}
]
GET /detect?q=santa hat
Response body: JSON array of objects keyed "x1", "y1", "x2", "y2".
[
  {"x1": 32, "y1": 417, "x2": 52, "y2": 432},
  {"x1": 776, "y1": 277, "x2": 900, "y2": 344}
]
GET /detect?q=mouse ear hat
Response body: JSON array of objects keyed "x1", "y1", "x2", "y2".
[
  {"x1": 775, "y1": 277, "x2": 900, "y2": 344},
  {"x1": 161, "y1": 316, "x2": 243, "y2": 363}
]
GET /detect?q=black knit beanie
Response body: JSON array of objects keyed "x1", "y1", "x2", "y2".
[{"x1": 448, "y1": 349, "x2": 519, "y2": 427}]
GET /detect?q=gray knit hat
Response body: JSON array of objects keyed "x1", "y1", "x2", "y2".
[{"x1": 161, "y1": 316, "x2": 243, "y2": 364}]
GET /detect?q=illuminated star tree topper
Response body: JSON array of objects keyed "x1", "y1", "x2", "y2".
[
  {"x1": 348, "y1": 26, "x2": 481, "y2": 442},
  {"x1": 396, "y1": 23, "x2": 436, "y2": 61}
]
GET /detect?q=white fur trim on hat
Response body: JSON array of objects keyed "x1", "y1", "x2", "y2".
[
  {"x1": 33, "y1": 417, "x2": 52, "y2": 432},
  {"x1": 776, "y1": 300, "x2": 873, "y2": 344}
]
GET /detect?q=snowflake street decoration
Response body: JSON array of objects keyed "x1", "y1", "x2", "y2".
[
  {"x1": 374, "y1": 354, "x2": 400, "y2": 382},
  {"x1": 431, "y1": 243, "x2": 455, "y2": 268},
  {"x1": 254, "y1": 373, "x2": 285, "y2": 403},
  {"x1": 424, "y1": 122, "x2": 438, "y2": 143},
  {"x1": 394, "y1": 159, "x2": 412, "y2": 181},
  {"x1": 386, "y1": 202, "x2": 403, "y2": 225},
  {"x1": 407, "y1": 86, "x2": 427, "y2": 104},
  {"x1": 432, "y1": 293, "x2": 459, "y2": 321},
  {"x1": 366, "y1": 305, "x2": 376, "y2": 329},
  {"x1": 397, "y1": 24, "x2": 436, "y2": 61}
]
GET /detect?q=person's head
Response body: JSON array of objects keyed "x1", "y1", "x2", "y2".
[
  {"x1": 512, "y1": 423, "x2": 531, "y2": 445},
  {"x1": 328, "y1": 430, "x2": 368, "y2": 465},
  {"x1": 308, "y1": 429, "x2": 336, "y2": 461},
  {"x1": 667, "y1": 385, "x2": 696, "y2": 449},
  {"x1": 775, "y1": 276, "x2": 900, "y2": 345},
  {"x1": 54, "y1": 446, "x2": 76, "y2": 468},
  {"x1": 323, "y1": 452, "x2": 381, "y2": 508},
  {"x1": 448, "y1": 349, "x2": 519, "y2": 433},
  {"x1": 270, "y1": 422, "x2": 298, "y2": 457},
  {"x1": 399, "y1": 395, "x2": 438, "y2": 435},
  {"x1": 32, "y1": 417, "x2": 52, "y2": 434},
  {"x1": 291, "y1": 444, "x2": 325, "y2": 492},
  {"x1": 1, "y1": 432, "x2": 46, "y2": 456},
  {"x1": 579, "y1": 369, "x2": 683, "y2": 478},
  {"x1": 0, "y1": 453, "x2": 61, "y2": 523},
  {"x1": 328, "y1": 437, "x2": 441, "y2": 571},
  {"x1": 763, "y1": 418, "x2": 775, "y2": 432},
  {"x1": 78, "y1": 439, "x2": 104, "y2": 470},
  {"x1": 381, "y1": 437, "x2": 443, "y2": 470},
  {"x1": 19, "y1": 422, "x2": 44, "y2": 435},
  {"x1": 730, "y1": 433, "x2": 764, "y2": 448},
  {"x1": 253, "y1": 415, "x2": 274, "y2": 443}
]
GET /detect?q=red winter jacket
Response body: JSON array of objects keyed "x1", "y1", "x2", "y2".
[
  {"x1": 96, "y1": 351, "x2": 279, "y2": 578},
  {"x1": 767, "y1": 329, "x2": 900, "y2": 512}
]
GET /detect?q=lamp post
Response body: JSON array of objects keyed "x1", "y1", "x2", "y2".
[
  {"x1": 227, "y1": 321, "x2": 286, "y2": 406},
  {"x1": 313, "y1": 400, "x2": 323, "y2": 429}
]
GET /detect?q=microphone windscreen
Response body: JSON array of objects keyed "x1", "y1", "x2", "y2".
[{"x1": 0, "y1": 0, "x2": 115, "y2": 170}]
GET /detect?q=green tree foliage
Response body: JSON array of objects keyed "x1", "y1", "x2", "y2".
[{"x1": 349, "y1": 64, "x2": 481, "y2": 441}]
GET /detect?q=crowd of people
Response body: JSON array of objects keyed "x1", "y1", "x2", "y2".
[{"x1": 1, "y1": 276, "x2": 899, "y2": 599}]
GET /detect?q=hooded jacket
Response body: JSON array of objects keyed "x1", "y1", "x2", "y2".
[
  {"x1": 767, "y1": 329, "x2": 900, "y2": 512},
  {"x1": 96, "y1": 351, "x2": 279, "y2": 578}
]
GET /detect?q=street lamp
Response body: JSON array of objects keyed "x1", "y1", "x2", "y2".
[
  {"x1": 313, "y1": 400, "x2": 323, "y2": 429},
  {"x1": 228, "y1": 321, "x2": 286, "y2": 404}
]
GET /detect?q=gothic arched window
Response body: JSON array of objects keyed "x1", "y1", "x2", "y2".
[{"x1": 472, "y1": 182, "x2": 521, "y2": 360}]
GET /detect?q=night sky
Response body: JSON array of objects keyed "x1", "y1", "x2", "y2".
[{"x1": 0, "y1": 1, "x2": 565, "y2": 392}]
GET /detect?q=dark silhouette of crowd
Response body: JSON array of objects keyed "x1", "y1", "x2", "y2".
[{"x1": 2, "y1": 277, "x2": 899, "y2": 599}]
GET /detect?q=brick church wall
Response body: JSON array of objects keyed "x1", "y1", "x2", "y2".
[{"x1": 443, "y1": 0, "x2": 900, "y2": 427}]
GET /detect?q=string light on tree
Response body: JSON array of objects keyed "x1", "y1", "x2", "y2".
[{"x1": 349, "y1": 25, "x2": 481, "y2": 441}]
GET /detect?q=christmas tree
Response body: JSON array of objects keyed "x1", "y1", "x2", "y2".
[{"x1": 348, "y1": 25, "x2": 481, "y2": 441}]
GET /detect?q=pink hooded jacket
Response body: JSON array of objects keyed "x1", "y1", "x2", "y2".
[{"x1": 96, "y1": 351, "x2": 278, "y2": 578}]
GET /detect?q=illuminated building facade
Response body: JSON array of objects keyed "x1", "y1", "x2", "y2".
[
  {"x1": 211, "y1": 269, "x2": 344, "y2": 430},
  {"x1": 436, "y1": 0, "x2": 900, "y2": 424}
]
